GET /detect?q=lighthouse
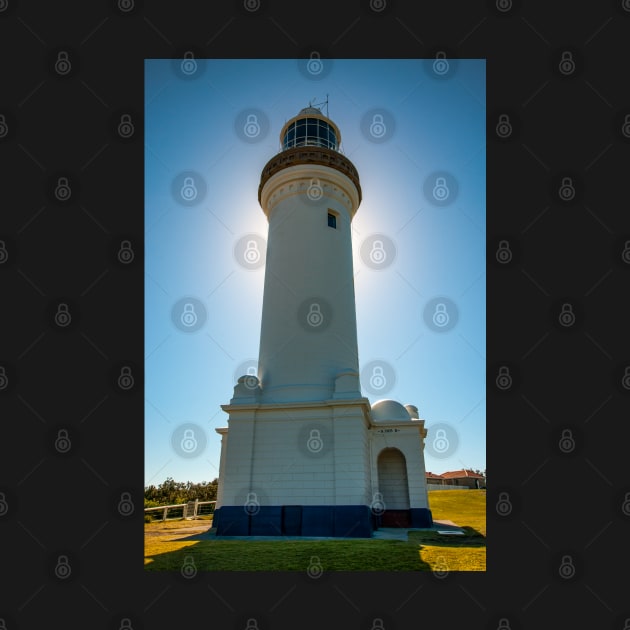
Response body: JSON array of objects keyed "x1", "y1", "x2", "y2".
[{"x1": 214, "y1": 106, "x2": 433, "y2": 537}]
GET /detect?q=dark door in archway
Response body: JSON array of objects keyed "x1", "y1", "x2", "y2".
[{"x1": 377, "y1": 448, "x2": 411, "y2": 527}]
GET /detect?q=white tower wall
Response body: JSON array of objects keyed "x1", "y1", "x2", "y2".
[{"x1": 257, "y1": 164, "x2": 361, "y2": 403}]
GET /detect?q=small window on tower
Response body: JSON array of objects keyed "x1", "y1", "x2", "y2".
[{"x1": 328, "y1": 212, "x2": 337, "y2": 229}]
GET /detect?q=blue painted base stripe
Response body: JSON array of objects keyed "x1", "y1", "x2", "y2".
[{"x1": 214, "y1": 505, "x2": 376, "y2": 537}]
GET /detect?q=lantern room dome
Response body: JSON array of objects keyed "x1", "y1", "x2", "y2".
[{"x1": 298, "y1": 106, "x2": 323, "y2": 115}]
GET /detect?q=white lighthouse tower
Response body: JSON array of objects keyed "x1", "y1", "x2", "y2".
[{"x1": 214, "y1": 106, "x2": 433, "y2": 537}]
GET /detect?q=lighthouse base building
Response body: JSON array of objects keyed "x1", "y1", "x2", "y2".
[
  {"x1": 214, "y1": 389, "x2": 433, "y2": 537},
  {"x1": 213, "y1": 106, "x2": 432, "y2": 537}
]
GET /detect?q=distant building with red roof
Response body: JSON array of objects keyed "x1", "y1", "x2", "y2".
[
  {"x1": 426, "y1": 469, "x2": 485, "y2": 489},
  {"x1": 440, "y1": 469, "x2": 486, "y2": 489},
  {"x1": 425, "y1": 472, "x2": 445, "y2": 486}
]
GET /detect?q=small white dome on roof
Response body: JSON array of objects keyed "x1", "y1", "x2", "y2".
[
  {"x1": 405, "y1": 404, "x2": 419, "y2": 418},
  {"x1": 371, "y1": 399, "x2": 411, "y2": 423}
]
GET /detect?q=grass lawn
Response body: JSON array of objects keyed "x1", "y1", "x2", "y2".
[
  {"x1": 413, "y1": 488, "x2": 486, "y2": 572},
  {"x1": 144, "y1": 490, "x2": 485, "y2": 572}
]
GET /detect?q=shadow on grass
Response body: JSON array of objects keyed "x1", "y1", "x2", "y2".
[
  {"x1": 408, "y1": 526, "x2": 486, "y2": 548},
  {"x1": 144, "y1": 526, "x2": 433, "y2": 572},
  {"x1": 409, "y1": 526, "x2": 486, "y2": 572}
]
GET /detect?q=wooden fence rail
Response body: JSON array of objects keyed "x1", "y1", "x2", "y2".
[{"x1": 144, "y1": 500, "x2": 216, "y2": 521}]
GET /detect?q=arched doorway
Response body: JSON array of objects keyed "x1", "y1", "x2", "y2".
[{"x1": 377, "y1": 448, "x2": 411, "y2": 527}]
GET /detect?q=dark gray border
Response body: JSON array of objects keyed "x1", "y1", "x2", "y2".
[{"x1": 2, "y1": 0, "x2": 629, "y2": 628}]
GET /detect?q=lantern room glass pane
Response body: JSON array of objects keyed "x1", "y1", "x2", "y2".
[
  {"x1": 327, "y1": 127, "x2": 337, "y2": 149},
  {"x1": 295, "y1": 121, "x2": 306, "y2": 147},
  {"x1": 306, "y1": 119, "x2": 317, "y2": 141}
]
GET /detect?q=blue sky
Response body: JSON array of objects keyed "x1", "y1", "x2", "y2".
[{"x1": 144, "y1": 58, "x2": 486, "y2": 487}]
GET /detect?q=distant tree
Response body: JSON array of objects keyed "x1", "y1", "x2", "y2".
[{"x1": 144, "y1": 477, "x2": 219, "y2": 505}]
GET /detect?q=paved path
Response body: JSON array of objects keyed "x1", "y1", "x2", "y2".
[{"x1": 149, "y1": 519, "x2": 465, "y2": 542}]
